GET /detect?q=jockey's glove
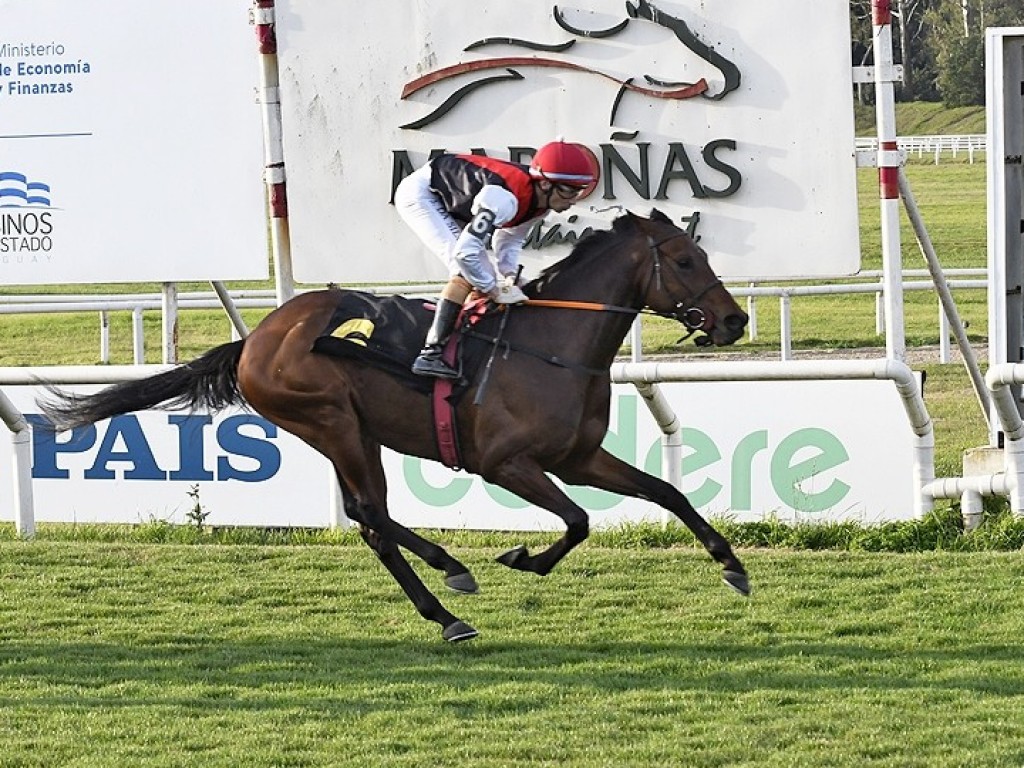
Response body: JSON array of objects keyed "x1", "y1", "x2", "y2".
[{"x1": 491, "y1": 283, "x2": 528, "y2": 304}]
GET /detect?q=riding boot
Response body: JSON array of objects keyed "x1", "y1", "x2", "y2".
[{"x1": 412, "y1": 298, "x2": 462, "y2": 378}]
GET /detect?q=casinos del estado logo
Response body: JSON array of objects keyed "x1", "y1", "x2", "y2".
[{"x1": 0, "y1": 171, "x2": 55, "y2": 260}]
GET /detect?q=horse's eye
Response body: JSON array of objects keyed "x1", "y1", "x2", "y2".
[{"x1": 675, "y1": 257, "x2": 693, "y2": 270}]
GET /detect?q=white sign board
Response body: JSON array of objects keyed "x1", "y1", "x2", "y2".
[
  {"x1": 275, "y1": 0, "x2": 860, "y2": 283},
  {"x1": 0, "y1": 0, "x2": 268, "y2": 284},
  {"x1": 0, "y1": 378, "x2": 913, "y2": 528},
  {"x1": 986, "y1": 27, "x2": 1024, "y2": 444}
]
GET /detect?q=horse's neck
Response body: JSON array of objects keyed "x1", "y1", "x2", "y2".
[
  {"x1": 534, "y1": 244, "x2": 644, "y2": 308},
  {"x1": 529, "y1": 255, "x2": 643, "y2": 369}
]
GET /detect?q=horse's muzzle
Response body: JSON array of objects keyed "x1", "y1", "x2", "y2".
[{"x1": 715, "y1": 311, "x2": 749, "y2": 345}]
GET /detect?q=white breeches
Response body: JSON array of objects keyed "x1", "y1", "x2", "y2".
[
  {"x1": 394, "y1": 164, "x2": 463, "y2": 276},
  {"x1": 394, "y1": 164, "x2": 523, "y2": 293}
]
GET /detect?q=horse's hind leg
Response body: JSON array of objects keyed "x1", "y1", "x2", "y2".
[
  {"x1": 264, "y1": 400, "x2": 478, "y2": 592},
  {"x1": 259, "y1": 407, "x2": 479, "y2": 639},
  {"x1": 357, "y1": 525, "x2": 478, "y2": 642},
  {"x1": 335, "y1": 469, "x2": 478, "y2": 595},
  {"x1": 558, "y1": 448, "x2": 750, "y2": 596}
]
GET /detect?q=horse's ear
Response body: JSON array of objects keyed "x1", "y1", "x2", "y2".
[
  {"x1": 612, "y1": 211, "x2": 637, "y2": 233},
  {"x1": 649, "y1": 208, "x2": 674, "y2": 226}
]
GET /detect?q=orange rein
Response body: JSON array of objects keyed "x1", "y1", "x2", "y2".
[{"x1": 522, "y1": 298, "x2": 638, "y2": 314}]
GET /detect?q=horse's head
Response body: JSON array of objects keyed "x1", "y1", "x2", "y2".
[{"x1": 627, "y1": 209, "x2": 748, "y2": 347}]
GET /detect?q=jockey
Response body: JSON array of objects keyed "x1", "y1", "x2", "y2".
[{"x1": 395, "y1": 140, "x2": 598, "y2": 379}]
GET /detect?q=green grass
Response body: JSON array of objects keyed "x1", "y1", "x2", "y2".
[
  {"x1": 0, "y1": 540, "x2": 1023, "y2": 767},
  {"x1": 0, "y1": 108, "x2": 1014, "y2": 767},
  {"x1": 854, "y1": 101, "x2": 986, "y2": 135}
]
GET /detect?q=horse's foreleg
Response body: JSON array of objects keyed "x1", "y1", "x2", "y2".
[
  {"x1": 357, "y1": 525, "x2": 478, "y2": 642},
  {"x1": 485, "y1": 460, "x2": 589, "y2": 576},
  {"x1": 557, "y1": 449, "x2": 750, "y2": 596}
]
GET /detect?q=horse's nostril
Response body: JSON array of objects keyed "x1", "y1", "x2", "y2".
[{"x1": 725, "y1": 313, "x2": 748, "y2": 331}]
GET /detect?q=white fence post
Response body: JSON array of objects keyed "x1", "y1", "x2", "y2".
[
  {"x1": 99, "y1": 310, "x2": 110, "y2": 364},
  {"x1": 778, "y1": 294, "x2": 793, "y2": 360},
  {"x1": 161, "y1": 283, "x2": 178, "y2": 365},
  {"x1": 746, "y1": 284, "x2": 758, "y2": 341},
  {"x1": 0, "y1": 389, "x2": 34, "y2": 538},
  {"x1": 132, "y1": 307, "x2": 145, "y2": 364}
]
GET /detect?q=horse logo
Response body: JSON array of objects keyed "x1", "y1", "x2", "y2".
[{"x1": 399, "y1": 0, "x2": 742, "y2": 140}]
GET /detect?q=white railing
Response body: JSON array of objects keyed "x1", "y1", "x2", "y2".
[
  {"x1": 855, "y1": 134, "x2": 986, "y2": 164},
  {"x1": 0, "y1": 270, "x2": 989, "y2": 365}
]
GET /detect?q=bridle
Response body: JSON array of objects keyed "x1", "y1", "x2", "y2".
[
  {"x1": 469, "y1": 228, "x2": 726, "y2": 378},
  {"x1": 521, "y1": 229, "x2": 723, "y2": 341},
  {"x1": 638, "y1": 232, "x2": 723, "y2": 343}
]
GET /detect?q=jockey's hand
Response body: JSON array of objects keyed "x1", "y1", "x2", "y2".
[{"x1": 490, "y1": 283, "x2": 528, "y2": 304}]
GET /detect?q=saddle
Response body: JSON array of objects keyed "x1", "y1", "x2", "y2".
[{"x1": 311, "y1": 288, "x2": 498, "y2": 470}]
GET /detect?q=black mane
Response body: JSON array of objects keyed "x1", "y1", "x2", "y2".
[{"x1": 528, "y1": 212, "x2": 639, "y2": 291}]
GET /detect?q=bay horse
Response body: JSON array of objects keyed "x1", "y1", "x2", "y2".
[{"x1": 39, "y1": 209, "x2": 750, "y2": 642}]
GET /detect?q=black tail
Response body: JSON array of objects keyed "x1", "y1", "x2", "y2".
[{"x1": 37, "y1": 340, "x2": 246, "y2": 431}]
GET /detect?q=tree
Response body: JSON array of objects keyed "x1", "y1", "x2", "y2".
[
  {"x1": 926, "y1": 0, "x2": 1024, "y2": 106},
  {"x1": 894, "y1": 0, "x2": 939, "y2": 100},
  {"x1": 850, "y1": 0, "x2": 939, "y2": 103}
]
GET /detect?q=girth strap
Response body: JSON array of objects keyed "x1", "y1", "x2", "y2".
[
  {"x1": 462, "y1": 329, "x2": 606, "y2": 376},
  {"x1": 431, "y1": 321, "x2": 464, "y2": 470}
]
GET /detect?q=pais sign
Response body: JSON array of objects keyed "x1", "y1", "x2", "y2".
[
  {"x1": 0, "y1": 378, "x2": 914, "y2": 528},
  {"x1": 274, "y1": 0, "x2": 860, "y2": 283}
]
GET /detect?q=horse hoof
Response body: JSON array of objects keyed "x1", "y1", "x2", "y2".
[
  {"x1": 442, "y1": 620, "x2": 479, "y2": 643},
  {"x1": 722, "y1": 570, "x2": 751, "y2": 597},
  {"x1": 445, "y1": 571, "x2": 479, "y2": 594},
  {"x1": 496, "y1": 545, "x2": 528, "y2": 569}
]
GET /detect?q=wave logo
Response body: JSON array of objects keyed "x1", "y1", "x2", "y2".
[
  {"x1": 0, "y1": 171, "x2": 52, "y2": 208},
  {"x1": 400, "y1": 0, "x2": 742, "y2": 139}
]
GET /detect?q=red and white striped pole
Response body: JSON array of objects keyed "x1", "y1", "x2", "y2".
[
  {"x1": 872, "y1": 0, "x2": 906, "y2": 361},
  {"x1": 253, "y1": 0, "x2": 295, "y2": 304}
]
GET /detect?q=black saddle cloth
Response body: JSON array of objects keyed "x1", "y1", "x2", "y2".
[{"x1": 310, "y1": 288, "x2": 493, "y2": 394}]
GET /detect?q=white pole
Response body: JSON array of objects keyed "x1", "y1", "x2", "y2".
[
  {"x1": 898, "y1": 168, "x2": 990, "y2": 422},
  {"x1": 0, "y1": 390, "x2": 35, "y2": 538},
  {"x1": 938, "y1": 302, "x2": 950, "y2": 363},
  {"x1": 11, "y1": 424, "x2": 34, "y2": 538},
  {"x1": 630, "y1": 315, "x2": 643, "y2": 362},
  {"x1": 253, "y1": 0, "x2": 295, "y2": 305},
  {"x1": 745, "y1": 285, "x2": 758, "y2": 341},
  {"x1": 211, "y1": 281, "x2": 250, "y2": 339},
  {"x1": 99, "y1": 310, "x2": 110, "y2": 364},
  {"x1": 875, "y1": 284, "x2": 884, "y2": 335},
  {"x1": 872, "y1": 0, "x2": 906, "y2": 362},
  {"x1": 132, "y1": 307, "x2": 145, "y2": 364},
  {"x1": 631, "y1": 380, "x2": 682, "y2": 527},
  {"x1": 779, "y1": 294, "x2": 792, "y2": 361},
  {"x1": 161, "y1": 283, "x2": 178, "y2": 364}
]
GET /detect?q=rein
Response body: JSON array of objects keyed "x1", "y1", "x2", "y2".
[
  {"x1": 523, "y1": 232, "x2": 722, "y2": 335},
  {"x1": 523, "y1": 298, "x2": 639, "y2": 314},
  {"x1": 466, "y1": 226, "x2": 726, "y2": 374}
]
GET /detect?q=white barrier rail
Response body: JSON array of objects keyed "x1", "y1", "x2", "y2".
[
  {"x1": 0, "y1": 358, "x2": 939, "y2": 536},
  {"x1": 0, "y1": 388, "x2": 33, "y2": 538},
  {"x1": 611, "y1": 359, "x2": 936, "y2": 521},
  {"x1": 0, "y1": 270, "x2": 990, "y2": 364},
  {"x1": 9, "y1": 359, "x2": 1022, "y2": 536},
  {"x1": 921, "y1": 363, "x2": 1024, "y2": 526},
  {"x1": 855, "y1": 134, "x2": 986, "y2": 164},
  {"x1": 0, "y1": 365, "x2": 169, "y2": 538}
]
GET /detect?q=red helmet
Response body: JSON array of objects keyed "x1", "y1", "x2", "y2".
[{"x1": 529, "y1": 141, "x2": 598, "y2": 187}]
